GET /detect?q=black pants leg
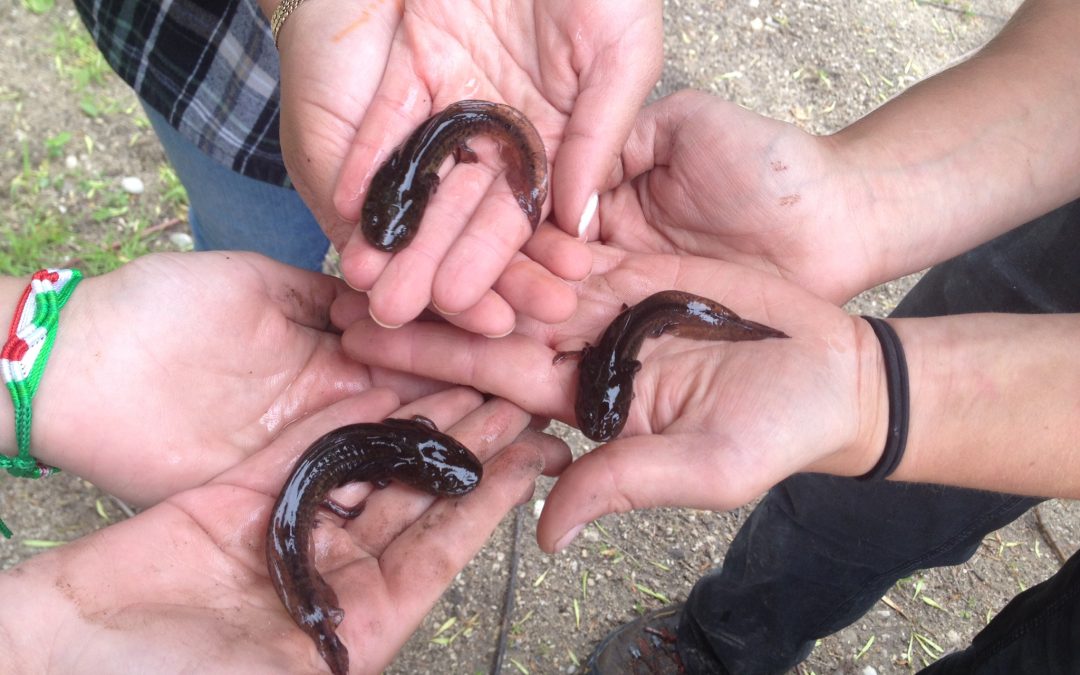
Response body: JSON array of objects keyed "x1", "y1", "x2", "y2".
[{"x1": 677, "y1": 200, "x2": 1080, "y2": 674}]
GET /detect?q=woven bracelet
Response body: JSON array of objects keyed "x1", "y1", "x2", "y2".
[
  {"x1": 0, "y1": 268, "x2": 83, "y2": 538},
  {"x1": 857, "y1": 316, "x2": 910, "y2": 481}
]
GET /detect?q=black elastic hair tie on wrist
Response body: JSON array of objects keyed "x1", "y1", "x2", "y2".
[{"x1": 858, "y1": 316, "x2": 910, "y2": 481}]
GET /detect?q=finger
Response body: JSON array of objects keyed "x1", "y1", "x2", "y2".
[
  {"x1": 492, "y1": 256, "x2": 578, "y2": 326},
  {"x1": 341, "y1": 318, "x2": 574, "y2": 418},
  {"x1": 333, "y1": 282, "x2": 517, "y2": 345},
  {"x1": 333, "y1": 50, "x2": 434, "y2": 292},
  {"x1": 377, "y1": 438, "x2": 548, "y2": 603},
  {"x1": 324, "y1": 437, "x2": 547, "y2": 673},
  {"x1": 550, "y1": 47, "x2": 663, "y2": 241},
  {"x1": 536, "y1": 432, "x2": 770, "y2": 553},
  {"x1": 367, "y1": 366, "x2": 455, "y2": 405},
  {"x1": 436, "y1": 288, "x2": 518, "y2": 338},
  {"x1": 526, "y1": 426, "x2": 574, "y2": 477},
  {"x1": 339, "y1": 226, "x2": 392, "y2": 293},
  {"x1": 365, "y1": 152, "x2": 498, "y2": 327},
  {"x1": 429, "y1": 168, "x2": 536, "y2": 315},
  {"x1": 520, "y1": 221, "x2": 593, "y2": 283},
  {"x1": 329, "y1": 288, "x2": 371, "y2": 331},
  {"x1": 329, "y1": 289, "x2": 447, "y2": 333},
  {"x1": 388, "y1": 386, "x2": 485, "y2": 431}
]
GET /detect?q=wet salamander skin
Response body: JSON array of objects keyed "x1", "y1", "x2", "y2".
[
  {"x1": 266, "y1": 416, "x2": 482, "y2": 675},
  {"x1": 361, "y1": 99, "x2": 548, "y2": 252},
  {"x1": 572, "y1": 291, "x2": 789, "y2": 442}
]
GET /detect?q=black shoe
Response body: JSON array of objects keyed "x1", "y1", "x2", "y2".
[{"x1": 585, "y1": 605, "x2": 688, "y2": 674}]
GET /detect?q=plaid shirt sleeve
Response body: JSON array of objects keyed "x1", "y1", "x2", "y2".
[{"x1": 73, "y1": 0, "x2": 290, "y2": 187}]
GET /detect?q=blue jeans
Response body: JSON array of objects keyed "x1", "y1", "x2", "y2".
[
  {"x1": 677, "y1": 201, "x2": 1080, "y2": 674},
  {"x1": 142, "y1": 103, "x2": 331, "y2": 271}
]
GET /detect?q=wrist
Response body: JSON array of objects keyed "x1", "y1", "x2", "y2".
[
  {"x1": 0, "y1": 270, "x2": 87, "y2": 477},
  {"x1": 18, "y1": 273, "x2": 101, "y2": 472},
  {"x1": 822, "y1": 128, "x2": 942, "y2": 293},
  {"x1": 804, "y1": 315, "x2": 889, "y2": 477}
]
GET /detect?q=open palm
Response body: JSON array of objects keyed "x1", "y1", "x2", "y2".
[
  {"x1": 41, "y1": 252, "x2": 438, "y2": 505},
  {"x1": 278, "y1": 0, "x2": 662, "y2": 334},
  {"x1": 599, "y1": 90, "x2": 880, "y2": 304},
  {"x1": 6, "y1": 390, "x2": 569, "y2": 674}
]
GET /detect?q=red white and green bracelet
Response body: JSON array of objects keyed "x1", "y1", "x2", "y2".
[{"x1": 0, "y1": 268, "x2": 82, "y2": 538}]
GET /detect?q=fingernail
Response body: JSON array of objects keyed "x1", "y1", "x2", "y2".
[
  {"x1": 482, "y1": 323, "x2": 516, "y2": 339},
  {"x1": 431, "y1": 299, "x2": 461, "y2": 317},
  {"x1": 368, "y1": 309, "x2": 402, "y2": 330},
  {"x1": 343, "y1": 275, "x2": 370, "y2": 293},
  {"x1": 576, "y1": 192, "x2": 598, "y2": 241},
  {"x1": 554, "y1": 523, "x2": 585, "y2": 553}
]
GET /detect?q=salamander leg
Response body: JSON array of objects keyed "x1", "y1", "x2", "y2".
[
  {"x1": 328, "y1": 607, "x2": 345, "y2": 626},
  {"x1": 321, "y1": 498, "x2": 366, "y2": 520},
  {"x1": 453, "y1": 142, "x2": 479, "y2": 164},
  {"x1": 553, "y1": 343, "x2": 591, "y2": 365},
  {"x1": 410, "y1": 415, "x2": 439, "y2": 431}
]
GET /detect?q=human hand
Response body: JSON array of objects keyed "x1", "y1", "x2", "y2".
[
  {"x1": 335, "y1": 245, "x2": 886, "y2": 551},
  {"x1": 1, "y1": 388, "x2": 570, "y2": 674},
  {"x1": 594, "y1": 89, "x2": 887, "y2": 304},
  {"x1": 34, "y1": 251, "x2": 442, "y2": 505},
  {"x1": 274, "y1": 0, "x2": 662, "y2": 333}
]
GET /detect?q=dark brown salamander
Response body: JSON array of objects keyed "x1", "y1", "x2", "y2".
[
  {"x1": 361, "y1": 99, "x2": 548, "y2": 252},
  {"x1": 561, "y1": 291, "x2": 789, "y2": 442},
  {"x1": 265, "y1": 416, "x2": 482, "y2": 675}
]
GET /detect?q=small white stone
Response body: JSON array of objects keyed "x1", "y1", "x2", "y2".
[
  {"x1": 748, "y1": 0, "x2": 759, "y2": 6},
  {"x1": 65, "y1": 155, "x2": 78, "y2": 169},
  {"x1": 862, "y1": 667, "x2": 878, "y2": 675},
  {"x1": 120, "y1": 176, "x2": 144, "y2": 194},
  {"x1": 533, "y1": 499, "x2": 545, "y2": 519},
  {"x1": 169, "y1": 232, "x2": 194, "y2": 250},
  {"x1": 750, "y1": 17, "x2": 764, "y2": 30}
]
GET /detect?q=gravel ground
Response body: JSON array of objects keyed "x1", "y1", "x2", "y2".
[{"x1": 3, "y1": 1, "x2": 1079, "y2": 674}]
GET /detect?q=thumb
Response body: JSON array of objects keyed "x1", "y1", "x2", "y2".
[{"x1": 536, "y1": 432, "x2": 764, "y2": 553}]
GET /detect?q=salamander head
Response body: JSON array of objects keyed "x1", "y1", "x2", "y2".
[
  {"x1": 576, "y1": 365, "x2": 635, "y2": 443},
  {"x1": 360, "y1": 195, "x2": 416, "y2": 252},
  {"x1": 413, "y1": 438, "x2": 483, "y2": 495}
]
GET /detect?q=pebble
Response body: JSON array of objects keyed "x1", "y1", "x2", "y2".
[
  {"x1": 120, "y1": 176, "x2": 144, "y2": 194},
  {"x1": 533, "y1": 499, "x2": 545, "y2": 519},
  {"x1": 861, "y1": 667, "x2": 879, "y2": 675},
  {"x1": 65, "y1": 155, "x2": 77, "y2": 169},
  {"x1": 169, "y1": 232, "x2": 194, "y2": 250}
]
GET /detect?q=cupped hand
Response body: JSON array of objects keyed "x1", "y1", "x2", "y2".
[
  {"x1": 38, "y1": 251, "x2": 442, "y2": 505},
  {"x1": 277, "y1": 0, "x2": 662, "y2": 334},
  {"x1": 597, "y1": 89, "x2": 884, "y2": 304},
  {"x1": 3, "y1": 388, "x2": 571, "y2": 674},
  {"x1": 336, "y1": 245, "x2": 886, "y2": 552}
]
